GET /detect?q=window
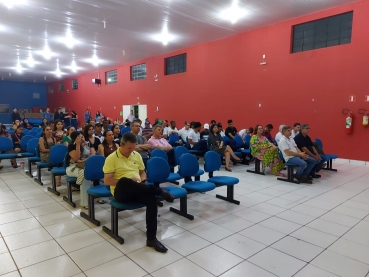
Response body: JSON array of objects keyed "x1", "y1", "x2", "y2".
[
  {"x1": 72, "y1": 79, "x2": 78, "y2": 90},
  {"x1": 59, "y1": 82, "x2": 64, "y2": 92},
  {"x1": 131, "y1": 63, "x2": 146, "y2": 81},
  {"x1": 165, "y1": 53, "x2": 186, "y2": 75},
  {"x1": 292, "y1": 11, "x2": 353, "y2": 53},
  {"x1": 106, "y1": 70, "x2": 117, "y2": 84},
  {"x1": 33, "y1": 93, "x2": 40, "y2": 99},
  {"x1": 48, "y1": 86, "x2": 53, "y2": 94}
]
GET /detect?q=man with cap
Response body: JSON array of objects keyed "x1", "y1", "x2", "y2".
[
  {"x1": 200, "y1": 123, "x2": 210, "y2": 140},
  {"x1": 142, "y1": 120, "x2": 153, "y2": 140},
  {"x1": 94, "y1": 123, "x2": 104, "y2": 143}
]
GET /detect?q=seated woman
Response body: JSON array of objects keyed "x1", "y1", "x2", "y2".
[
  {"x1": 62, "y1": 126, "x2": 75, "y2": 146},
  {"x1": 22, "y1": 118, "x2": 33, "y2": 130},
  {"x1": 250, "y1": 125, "x2": 285, "y2": 176},
  {"x1": 10, "y1": 125, "x2": 25, "y2": 168},
  {"x1": 39, "y1": 118, "x2": 48, "y2": 128},
  {"x1": 53, "y1": 120, "x2": 66, "y2": 144},
  {"x1": 112, "y1": 124, "x2": 122, "y2": 145},
  {"x1": 97, "y1": 130, "x2": 119, "y2": 157},
  {"x1": 12, "y1": 120, "x2": 21, "y2": 131},
  {"x1": 66, "y1": 131, "x2": 95, "y2": 208},
  {"x1": 83, "y1": 124, "x2": 101, "y2": 152},
  {"x1": 208, "y1": 124, "x2": 241, "y2": 172}
]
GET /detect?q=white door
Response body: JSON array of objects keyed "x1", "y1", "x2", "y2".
[
  {"x1": 122, "y1": 105, "x2": 131, "y2": 122},
  {"x1": 138, "y1": 105, "x2": 147, "y2": 127}
]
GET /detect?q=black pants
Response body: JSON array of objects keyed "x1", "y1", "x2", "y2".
[
  {"x1": 114, "y1": 177, "x2": 161, "y2": 240},
  {"x1": 166, "y1": 148, "x2": 175, "y2": 166},
  {"x1": 191, "y1": 140, "x2": 208, "y2": 152}
]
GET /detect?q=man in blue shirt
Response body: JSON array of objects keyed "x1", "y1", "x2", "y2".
[{"x1": 42, "y1": 108, "x2": 52, "y2": 121}]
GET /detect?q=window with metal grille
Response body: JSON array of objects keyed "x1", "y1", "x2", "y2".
[
  {"x1": 165, "y1": 53, "x2": 186, "y2": 75},
  {"x1": 72, "y1": 79, "x2": 78, "y2": 90},
  {"x1": 131, "y1": 63, "x2": 146, "y2": 81},
  {"x1": 106, "y1": 70, "x2": 117, "y2": 84},
  {"x1": 292, "y1": 11, "x2": 353, "y2": 53},
  {"x1": 33, "y1": 93, "x2": 40, "y2": 99},
  {"x1": 59, "y1": 82, "x2": 64, "y2": 92}
]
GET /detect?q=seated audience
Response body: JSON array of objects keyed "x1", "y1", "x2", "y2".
[
  {"x1": 262, "y1": 124, "x2": 274, "y2": 143},
  {"x1": 294, "y1": 124, "x2": 327, "y2": 178},
  {"x1": 188, "y1": 122, "x2": 208, "y2": 151},
  {"x1": 162, "y1": 120, "x2": 169, "y2": 139},
  {"x1": 89, "y1": 120, "x2": 96, "y2": 127},
  {"x1": 22, "y1": 118, "x2": 33, "y2": 130},
  {"x1": 66, "y1": 131, "x2": 95, "y2": 208},
  {"x1": 84, "y1": 124, "x2": 101, "y2": 152},
  {"x1": 142, "y1": 121, "x2": 153, "y2": 140},
  {"x1": 291, "y1": 123, "x2": 300, "y2": 138},
  {"x1": 11, "y1": 125, "x2": 25, "y2": 168},
  {"x1": 94, "y1": 123, "x2": 104, "y2": 143},
  {"x1": 148, "y1": 125, "x2": 175, "y2": 166},
  {"x1": 12, "y1": 120, "x2": 20, "y2": 131},
  {"x1": 250, "y1": 125, "x2": 284, "y2": 176},
  {"x1": 112, "y1": 124, "x2": 122, "y2": 144},
  {"x1": 178, "y1": 121, "x2": 190, "y2": 143},
  {"x1": 103, "y1": 132, "x2": 174, "y2": 253},
  {"x1": 131, "y1": 120, "x2": 150, "y2": 166},
  {"x1": 200, "y1": 123, "x2": 210, "y2": 140},
  {"x1": 53, "y1": 120, "x2": 66, "y2": 144},
  {"x1": 210, "y1": 119, "x2": 216, "y2": 125},
  {"x1": 279, "y1": 125, "x2": 315, "y2": 184},
  {"x1": 98, "y1": 130, "x2": 119, "y2": 157},
  {"x1": 102, "y1": 120, "x2": 110, "y2": 134},
  {"x1": 208, "y1": 124, "x2": 241, "y2": 172},
  {"x1": 39, "y1": 118, "x2": 48, "y2": 128},
  {"x1": 62, "y1": 126, "x2": 75, "y2": 146},
  {"x1": 48, "y1": 121, "x2": 55, "y2": 131},
  {"x1": 274, "y1": 125, "x2": 285, "y2": 145},
  {"x1": 217, "y1": 123, "x2": 225, "y2": 137},
  {"x1": 114, "y1": 118, "x2": 121, "y2": 125}
]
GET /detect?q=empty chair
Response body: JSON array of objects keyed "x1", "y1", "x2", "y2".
[
  {"x1": 168, "y1": 134, "x2": 180, "y2": 146},
  {"x1": 21, "y1": 138, "x2": 39, "y2": 158},
  {"x1": 121, "y1": 126, "x2": 131, "y2": 135},
  {"x1": 174, "y1": 146, "x2": 204, "y2": 181},
  {"x1": 204, "y1": 151, "x2": 240, "y2": 204},
  {"x1": 22, "y1": 129, "x2": 30, "y2": 135},
  {"x1": 0, "y1": 137, "x2": 18, "y2": 165},
  {"x1": 48, "y1": 153, "x2": 68, "y2": 196},
  {"x1": 315, "y1": 138, "x2": 338, "y2": 171},
  {"x1": 150, "y1": 149, "x2": 181, "y2": 181},
  {"x1": 19, "y1": 135, "x2": 34, "y2": 151}
]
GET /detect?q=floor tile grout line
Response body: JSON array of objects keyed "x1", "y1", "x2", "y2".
[{"x1": 0, "y1": 230, "x2": 23, "y2": 276}]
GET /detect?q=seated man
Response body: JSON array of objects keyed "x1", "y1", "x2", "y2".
[
  {"x1": 142, "y1": 121, "x2": 153, "y2": 140},
  {"x1": 200, "y1": 123, "x2": 210, "y2": 140},
  {"x1": 291, "y1": 123, "x2": 300, "y2": 138},
  {"x1": 188, "y1": 122, "x2": 208, "y2": 152},
  {"x1": 148, "y1": 125, "x2": 175, "y2": 165},
  {"x1": 102, "y1": 120, "x2": 110, "y2": 134},
  {"x1": 178, "y1": 121, "x2": 190, "y2": 143},
  {"x1": 161, "y1": 120, "x2": 169, "y2": 139},
  {"x1": 274, "y1": 125, "x2": 285, "y2": 145},
  {"x1": 294, "y1": 124, "x2": 327, "y2": 178},
  {"x1": 224, "y1": 119, "x2": 238, "y2": 150},
  {"x1": 103, "y1": 133, "x2": 174, "y2": 253},
  {"x1": 167, "y1": 121, "x2": 179, "y2": 137},
  {"x1": 131, "y1": 120, "x2": 150, "y2": 166},
  {"x1": 94, "y1": 123, "x2": 104, "y2": 143},
  {"x1": 262, "y1": 124, "x2": 274, "y2": 144},
  {"x1": 278, "y1": 126, "x2": 316, "y2": 184}
]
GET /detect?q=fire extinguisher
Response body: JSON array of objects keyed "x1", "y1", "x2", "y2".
[
  {"x1": 345, "y1": 112, "x2": 353, "y2": 134},
  {"x1": 359, "y1": 109, "x2": 369, "y2": 126}
]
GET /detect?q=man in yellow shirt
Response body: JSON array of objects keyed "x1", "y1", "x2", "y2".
[{"x1": 103, "y1": 132, "x2": 174, "y2": 253}]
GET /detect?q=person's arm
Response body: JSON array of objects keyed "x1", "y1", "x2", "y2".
[
  {"x1": 90, "y1": 146, "x2": 96, "y2": 156},
  {"x1": 39, "y1": 137, "x2": 50, "y2": 153},
  {"x1": 228, "y1": 132, "x2": 235, "y2": 139},
  {"x1": 97, "y1": 144, "x2": 104, "y2": 156},
  {"x1": 104, "y1": 173, "x2": 118, "y2": 187},
  {"x1": 139, "y1": 170, "x2": 147, "y2": 183},
  {"x1": 136, "y1": 142, "x2": 150, "y2": 151}
]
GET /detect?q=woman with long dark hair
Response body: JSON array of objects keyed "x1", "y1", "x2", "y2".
[
  {"x1": 22, "y1": 118, "x2": 33, "y2": 130},
  {"x1": 53, "y1": 120, "x2": 66, "y2": 144},
  {"x1": 83, "y1": 124, "x2": 101, "y2": 151},
  {"x1": 97, "y1": 130, "x2": 119, "y2": 157},
  {"x1": 112, "y1": 124, "x2": 122, "y2": 144},
  {"x1": 62, "y1": 126, "x2": 76, "y2": 146}
]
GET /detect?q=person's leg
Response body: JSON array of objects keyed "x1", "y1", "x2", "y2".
[
  {"x1": 303, "y1": 157, "x2": 316, "y2": 177},
  {"x1": 80, "y1": 177, "x2": 90, "y2": 208},
  {"x1": 56, "y1": 175, "x2": 62, "y2": 186},
  {"x1": 225, "y1": 152, "x2": 231, "y2": 169},
  {"x1": 224, "y1": 145, "x2": 241, "y2": 160},
  {"x1": 289, "y1": 157, "x2": 307, "y2": 178},
  {"x1": 136, "y1": 194, "x2": 158, "y2": 240},
  {"x1": 11, "y1": 148, "x2": 20, "y2": 167},
  {"x1": 166, "y1": 148, "x2": 175, "y2": 166}
]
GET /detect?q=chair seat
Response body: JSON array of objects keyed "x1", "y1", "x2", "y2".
[
  {"x1": 0, "y1": 154, "x2": 18, "y2": 159},
  {"x1": 241, "y1": 149, "x2": 250, "y2": 154},
  {"x1": 28, "y1": 157, "x2": 41, "y2": 162},
  {"x1": 86, "y1": 185, "x2": 112, "y2": 197},
  {"x1": 162, "y1": 186, "x2": 187, "y2": 199},
  {"x1": 195, "y1": 169, "x2": 204, "y2": 177},
  {"x1": 208, "y1": 176, "x2": 239, "y2": 186},
  {"x1": 234, "y1": 152, "x2": 241, "y2": 156},
  {"x1": 285, "y1": 162, "x2": 300, "y2": 167},
  {"x1": 167, "y1": 172, "x2": 182, "y2": 182},
  {"x1": 36, "y1": 162, "x2": 53, "y2": 167},
  {"x1": 182, "y1": 181, "x2": 216, "y2": 192},
  {"x1": 110, "y1": 200, "x2": 146, "y2": 210},
  {"x1": 66, "y1": 177, "x2": 77, "y2": 182},
  {"x1": 21, "y1": 152, "x2": 34, "y2": 157},
  {"x1": 325, "y1": 154, "x2": 338, "y2": 160},
  {"x1": 51, "y1": 167, "x2": 66, "y2": 175}
]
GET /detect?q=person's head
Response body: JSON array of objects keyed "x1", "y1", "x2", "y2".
[
  {"x1": 193, "y1": 122, "x2": 201, "y2": 132},
  {"x1": 95, "y1": 123, "x2": 102, "y2": 133},
  {"x1": 89, "y1": 120, "x2": 96, "y2": 126},
  {"x1": 282, "y1": 125, "x2": 292, "y2": 138},
  {"x1": 48, "y1": 121, "x2": 55, "y2": 130},
  {"x1": 119, "y1": 132, "x2": 137, "y2": 156},
  {"x1": 170, "y1": 121, "x2": 176, "y2": 129},
  {"x1": 14, "y1": 119, "x2": 20, "y2": 126},
  {"x1": 265, "y1": 124, "x2": 273, "y2": 132},
  {"x1": 278, "y1": 125, "x2": 285, "y2": 133},
  {"x1": 54, "y1": 120, "x2": 63, "y2": 131},
  {"x1": 24, "y1": 118, "x2": 29, "y2": 124},
  {"x1": 83, "y1": 124, "x2": 94, "y2": 139},
  {"x1": 227, "y1": 119, "x2": 233, "y2": 127},
  {"x1": 103, "y1": 130, "x2": 114, "y2": 144},
  {"x1": 42, "y1": 118, "x2": 48, "y2": 124},
  {"x1": 72, "y1": 111, "x2": 76, "y2": 115},
  {"x1": 81, "y1": 122, "x2": 87, "y2": 130},
  {"x1": 97, "y1": 117, "x2": 103, "y2": 123},
  {"x1": 254, "y1": 125, "x2": 263, "y2": 135},
  {"x1": 85, "y1": 109, "x2": 89, "y2": 113},
  {"x1": 204, "y1": 123, "x2": 209, "y2": 130},
  {"x1": 67, "y1": 126, "x2": 76, "y2": 136},
  {"x1": 42, "y1": 125, "x2": 53, "y2": 137},
  {"x1": 58, "y1": 108, "x2": 62, "y2": 112},
  {"x1": 217, "y1": 123, "x2": 223, "y2": 131},
  {"x1": 152, "y1": 125, "x2": 162, "y2": 138},
  {"x1": 130, "y1": 110, "x2": 133, "y2": 115},
  {"x1": 13, "y1": 108, "x2": 17, "y2": 113},
  {"x1": 103, "y1": 120, "x2": 109, "y2": 129},
  {"x1": 131, "y1": 120, "x2": 141, "y2": 135},
  {"x1": 190, "y1": 121, "x2": 194, "y2": 129},
  {"x1": 144, "y1": 120, "x2": 151, "y2": 129},
  {"x1": 46, "y1": 108, "x2": 50, "y2": 112},
  {"x1": 162, "y1": 120, "x2": 168, "y2": 127},
  {"x1": 293, "y1": 123, "x2": 301, "y2": 132},
  {"x1": 210, "y1": 124, "x2": 218, "y2": 134},
  {"x1": 16, "y1": 125, "x2": 23, "y2": 134},
  {"x1": 70, "y1": 131, "x2": 84, "y2": 144},
  {"x1": 184, "y1": 121, "x2": 190, "y2": 130},
  {"x1": 210, "y1": 120, "x2": 216, "y2": 125},
  {"x1": 112, "y1": 124, "x2": 120, "y2": 135},
  {"x1": 96, "y1": 111, "x2": 100, "y2": 116},
  {"x1": 248, "y1": 127, "x2": 254, "y2": 134},
  {"x1": 300, "y1": 124, "x2": 310, "y2": 135}
]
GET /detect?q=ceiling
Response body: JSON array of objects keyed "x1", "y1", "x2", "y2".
[{"x1": 0, "y1": 0, "x2": 358, "y2": 83}]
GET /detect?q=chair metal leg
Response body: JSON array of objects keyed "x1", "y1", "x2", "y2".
[
  {"x1": 247, "y1": 159, "x2": 265, "y2": 175},
  {"x1": 102, "y1": 206, "x2": 124, "y2": 244},
  {"x1": 169, "y1": 196, "x2": 194, "y2": 220},
  {"x1": 80, "y1": 194, "x2": 100, "y2": 226},
  {"x1": 26, "y1": 160, "x2": 33, "y2": 177},
  {"x1": 195, "y1": 176, "x2": 200, "y2": 181},
  {"x1": 216, "y1": 186, "x2": 240, "y2": 205},
  {"x1": 278, "y1": 166, "x2": 300, "y2": 184},
  {"x1": 321, "y1": 159, "x2": 337, "y2": 172},
  {"x1": 63, "y1": 181, "x2": 76, "y2": 208},
  {"x1": 34, "y1": 166, "x2": 43, "y2": 185},
  {"x1": 47, "y1": 173, "x2": 61, "y2": 196}
]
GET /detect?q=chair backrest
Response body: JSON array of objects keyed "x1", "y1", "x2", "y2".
[
  {"x1": 35, "y1": 144, "x2": 41, "y2": 157},
  {"x1": 26, "y1": 138, "x2": 39, "y2": 153},
  {"x1": 29, "y1": 131, "x2": 38, "y2": 137},
  {"x1": 147, "y1": 157, "x2": 170, "y2": 183},
  {"x1": 121, "y1": 127, "x2": 131, "y2": 135},
  {"x1": 204, "y1": 151, "x2": 221, "y2": 172},
  {"x1": 22, "y1": 129, "x2": 30, "y2": 135},
  {"x1": 32, "y1": 127, "x2": 39, "y2": 131},
  {"x1": 49, "y1": 144, "x2": 68, "y2": 165},
  {"x1": 108, "y1": 124, "x2": 113, "y2": 130},
  {"x1": 168, "y1": 134, "x2": 179, "y2": 144},
  {"x1": 234, "y1": 135, "x2": 244, "y2": 149},
  {"x1": 0, "y1": 137, "x2": 14, "y2": 151},
  {"x1": 150, "y1": 149, "x2": 168, "y2": 163},
  {"x1": 222, "y1": 136, "x2": 230, "y2": 143},
  {"x1": 20, "y1": 135, "x2": 34, "y2": 149},
  {"x1": 175, "y1": 146, "x2": 189, "y2": 165},
  {"x1": 178, "y1": 153, "x2": 200, "y2": 177},
  {"x1": 84, "y1": 155, "x2": 106, "y2": 181},
  {"x1": 315, "y1": 138, "x2": 323, "y2": 149},
  {"x1": 35, "y1": 132, "x2": 42, "y2": 138},
  {"x1": 245, "y1": 134, "x2": 251, "y2": 147},
  {"x1": 278, "y1": 149, "x2": 286, "y2": 163}
]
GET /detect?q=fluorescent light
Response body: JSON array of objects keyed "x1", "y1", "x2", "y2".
[
  {"x1": 91, "y1": 53, "x2": 99, "y2": 67},
  {"x1": 60, "y1": 28, "x2": 79, "y2": 48},
  {"x1": 39, "y1": 41, "x2": 55, "y2": 60},
  {"x1": 15, "y1": 56, "x2": 23, "y2": 73},
  {"x1": 1, "y1": 0, "x2": 24, "y2": 8},
  {"x1": 55, "y1": 59, "x2": 61, "y2": 77},
  {"x1": 26, "y1": 51, "x2": 35, "y2": 67},
  {"x1": 220, "y1": 0, "x2": 248, "y2": 24},
  {"x1": 153, "y1": 25, "x2": 175, "y2": 45},
  {"x1": 71, "y1": 57, "x2": 77, "y2": 73}
]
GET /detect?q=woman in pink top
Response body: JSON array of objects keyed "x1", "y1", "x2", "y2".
[{"x1": 148, "y1": 125, "x2": 175, "y2": 166}]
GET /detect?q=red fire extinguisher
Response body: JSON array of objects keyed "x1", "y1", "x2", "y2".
[{"x1": 345, "y1": 112, "x2": 353, "y2": 134}]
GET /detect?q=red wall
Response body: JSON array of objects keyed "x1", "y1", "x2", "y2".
[{"x1": 48, "y1": 0, "x2": 369, "y2": 161}]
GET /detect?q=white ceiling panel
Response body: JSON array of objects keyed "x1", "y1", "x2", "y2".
[{"x1": 0, "y1": 0, "x2": 358, "y2": 83}]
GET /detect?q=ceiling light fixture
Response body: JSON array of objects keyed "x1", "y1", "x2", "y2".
[
  {"x1": 55, "y1": 59, "x2": 61, "y2": 77},
  {"x1": 62, "y1": 28, "x2": 79, "y2": 48},
  {"x1": 26, "y1": 51, "x2": 35, "y2": 67},
  {"x1": 15, "y1": 56, "x2": 23, "y2": 73},
  {"x1": 91, "y1": 52, "x2": 99, "y2": 67},
  {"x1": 1, "y1": 0, "x2": 24, "y2": 9},
  {"x1": 220, "y1": 0, "x2": 248, "y2": 24},
  {"x1": 153, "y1": 24, "x2": 174, "y2": 46},
  {"x1": 71, "y1": 57, "x2": 77, "y2": 72},
  {"x1": 41, "y1": 41, "x2": 53, "y2": 59}
]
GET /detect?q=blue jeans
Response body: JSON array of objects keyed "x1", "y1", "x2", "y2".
[
  {"x1": 288, "y1": 156, "x2": 316, "y2": 178},
  {"x1": 313, "y1": 154, "x2": 327, "y2": 172}
]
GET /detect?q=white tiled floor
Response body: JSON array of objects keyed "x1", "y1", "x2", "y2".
[{"x1": 1, "y1": 158, "x2": 369, "y2": 276}]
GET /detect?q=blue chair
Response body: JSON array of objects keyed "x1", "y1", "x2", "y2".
[
  {"x1": 150, "y1": 149, "x2": 181, "y2": 182},
  {"x1": 178, "y1": 154, "x2": 216, "y2": 194},
  {"x1": 34, "y1": 144, "x2": 68, "y2": 186},
  {"x1": 19, "y1": 135, "x2": 34, "y2": 151},
  {"x1": 26, "y1": 144, "x2": 41, "y2": 177},
  {"x1": 35, "y1": 132, "x2": 42, "y2": 139},
  {"x1": 31, "y1": 127, "x2": 39, "y2": 131},
  {"x1": 234, "y1": 135, "x2": 244, "y2": 149},
  {"x1": 185, "y1": 137, "x2": 206, "y2": 156},
  {"x1": 22, "y1": 129, "x2": 30, "y2": 135},
  {"x1": 168, "y1": 134, "x2": 180, "y2": 146},
  {"x1": 0, "y1": 137, "x2": 18, "y2": 163},
  {"x1": 63, "y1": 176, "x2": 78, "y2": 208},
  {"x1": 80, "y1": 155, "x2": 112, "y2": 226},
  {"x1": 147, "y1": 157, "x2": 194, "y2": 220},
  {"x1": 174, "y1": 146, "x2": 204, "y2": 181},
  {"x1": 121, "y1": 126, "x2": 131, "y2": 135},
  {"x1": 204, "y1": 151, "x2": 240, "y2": 204},
  {"x1": 28, "y1": 131, "x2": 38, "y2": 137},
  {"x1": 276, "y1": 149, "x2": 300, "y2": 184},
  {"x1": 48, "y1": 152, "x2": 68, "y2": 196},
  {"x1": 21, "y1": 138, "x2": 39, "y2": 157},
  {"x1": 315, "y1": 138, "x2": 338, "y2": 172}
]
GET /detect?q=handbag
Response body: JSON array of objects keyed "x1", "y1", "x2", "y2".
[{"x1": 75, "y1": 161, "x2": 86, "y2": 169}]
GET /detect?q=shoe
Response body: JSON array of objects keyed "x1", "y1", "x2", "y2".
[
  {"x1": 97, "y1": 199, "x2": 105, "y2": 204},
  {"x1": 11, "y1": 162, "x2": 18, "y2": 168},
  {"x1": 298, "y1": 177, "x2": 312, "y2": 184},
  {"x1": 147, "y1": 239, "x2": 168, "y2": 253},
  {"x1": 0, "y1": 165, "x2": 3, "y2": 170},
  {"x1": 308, "y1": 176, "x2": 313, "y2": 181},
  {"x1": 160, "y1": 190, "x2": 174, "y2": 203},
  {"x1": 225, "y1": 167, "x2": 232, "y2": 172},
  {"x1": 310, "y1": 174, "x2": 321, "y2": 178}
]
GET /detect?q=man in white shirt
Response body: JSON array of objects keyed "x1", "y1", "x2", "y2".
[
  {"x1": 274, "y1": 125, "x2": 285, "y2": 145},
  {"x1": 94, "y1": 123, "x2": 104, "y2": 143},
  {"x1": 291, "y1": 123, "x2": 300, "y2": 138},
  {"x1": 127, "y1": 110, "x2": 135, "y2": 123},
  {"x1": 278, "y1": 125, "x2": 315, "y2": 184},
  {"x1": 188, "y1": 122, "x2": 208, "y2": 151},
  {"x1": 178, "y1": 121, "x2": 191, "y2": 143},
  {"x1": 161, "y1": 120, "x2": 169, "y2": 139}
]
